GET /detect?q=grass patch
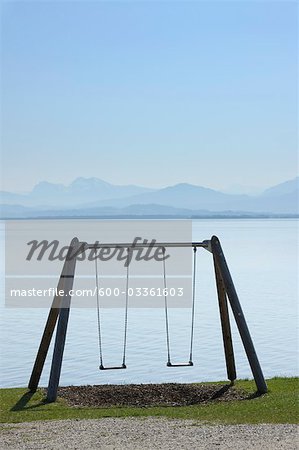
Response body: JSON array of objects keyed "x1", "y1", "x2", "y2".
[{"x1": 0, "y1": 377, "x2": 298, "y2": 425}]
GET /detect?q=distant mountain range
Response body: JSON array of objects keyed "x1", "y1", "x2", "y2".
[
  {"x1": 1, "y1": 176, "x2": 298, "y2": 218},
  {"x1": 0, "y1": 178, "x2": 154, "y2": 208}
]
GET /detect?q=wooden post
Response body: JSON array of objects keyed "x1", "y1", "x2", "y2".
[
  {"x1": 46, "y1": 300, "x2": 72, "y2": 402},
  {"x1": 28, "y1": 238, "x2": 80, "y2": 393},
  {"x1": 213, "y1": 255, "x2": 236, "y2": 383},
  {"x1": 28, "y1": 297, "x2": 60, "y2": 392},
  {"x1": 211, "y1": 235, "x2": 267, "y2": 394},
  {"x1": 46, "y1": 238, "x2": 79, "y2": 402}
]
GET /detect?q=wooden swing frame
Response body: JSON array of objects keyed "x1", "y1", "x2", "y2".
[{"x1": 28, "y1": 235, "x2": 268, "y2": 402}]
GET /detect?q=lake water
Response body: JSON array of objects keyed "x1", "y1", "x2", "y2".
[{"x1": 0, "y1": 219, "x2": 298, "y2": 388}]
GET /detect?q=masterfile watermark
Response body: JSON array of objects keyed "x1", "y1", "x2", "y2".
[
  {"x1": 26, "y1": 237, "x2": 170, "y2": 267},
  {"x1": 9, "y1": 286, "x2": 185, "y2": 298},
  {"x1": 5, "y1": 219, "x2": 192, "y2": 308}
]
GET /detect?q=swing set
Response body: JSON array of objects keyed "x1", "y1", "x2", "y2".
[{"x1": 28, "y1": 236, "x2": 267, "y2": 402}]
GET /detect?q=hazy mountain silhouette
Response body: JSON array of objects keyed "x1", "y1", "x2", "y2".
[
  {"x1": 0, "y1": 176, "x2": 298, "y2": 218},
  {"x1": 261, "y1": 177, "x2": 299, "y2": 197},
  {"x1": 0, "y1": 177, "x2": 154, "y2": 208}
]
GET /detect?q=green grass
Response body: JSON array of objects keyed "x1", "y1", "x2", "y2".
[{"x1": 0, "y1": 378, "x2": 298, "y2": 425}]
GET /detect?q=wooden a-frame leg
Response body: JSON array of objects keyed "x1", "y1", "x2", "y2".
[
  {"x1": 46, "y1": 239, "x2": 78, "y2": 402},
  {"x1": 46, "y1": 296, "x2": 72, "y2": 402},
  {"x1": 28, "y1": 295, "x2": 61, "y2": 392},
  {"x1": 28, "y1": 238, "x2": 79, "y2": 395},
  {"x1": 213, "y1": 255, "x2": 236, "y2": 383},
  {"x1": 211, "y1": 235, "x2": 267, "y2": 394}
]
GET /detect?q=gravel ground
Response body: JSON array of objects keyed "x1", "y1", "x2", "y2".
[{"x1": 0, "y1": 418, "x2": 298, "y2": 450}]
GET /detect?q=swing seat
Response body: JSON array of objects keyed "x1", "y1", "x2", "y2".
[
  {"x1": 167, "y1": 361, "x2": 193, "y2": 367},
  {"x1": 99, "y1": 363, "x2": 127, "y2": 370}
]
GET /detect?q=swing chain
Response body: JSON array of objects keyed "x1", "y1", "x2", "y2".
[
  {"x1": 189, "y1": 246, "x2": 197, "y2": 364},
  {"x1": 95, "y1": 247, "x2": 130, "y2": 370},
  {"x1": 122, "y1": 247, "x2": 131, "y2": 368},
  {"x1": 162, "y1": 246, "x2": 171, "y2": 366},
  {"x1": 163, "y1": 245, "x2": 198, "y2": 367},
  {"x1": 95, "y1": 253, "x2": 104, "y2": 368}
]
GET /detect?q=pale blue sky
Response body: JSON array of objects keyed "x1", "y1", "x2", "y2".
[{"x1": 1, "y1": 1, "x2": 298, "y2": 193}]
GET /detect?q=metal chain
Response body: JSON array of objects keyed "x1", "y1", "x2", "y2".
[
  {"x1": 189, "y1": 246, "x2": 197, "y2": 363},
  {"x1": 122, "y1": 248, "x2": 130, "y2": 367},
  {"x1": 162, "y1": 247, "x2": 171, "y2": 365},
  {"x1": 95, "y1": 252, "x2": 104, "y2": 368}
]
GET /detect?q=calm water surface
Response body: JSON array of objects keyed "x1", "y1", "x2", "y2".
[{"x1": 0, "y1": 219, "x2": 298, "y2": 387}]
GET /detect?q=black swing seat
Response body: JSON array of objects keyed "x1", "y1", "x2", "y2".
[
  {"x1": 99, "y1": 363, "x2": 127, "y2": 370},
  {"x1": 167, "y1": 361, "x2": 193, "y2": 367}
]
